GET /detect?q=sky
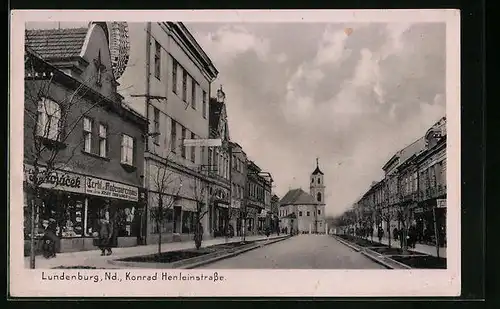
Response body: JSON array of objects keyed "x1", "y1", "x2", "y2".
[{"x1": 25, "y1": 21, "x2": 446, "y2": 217}]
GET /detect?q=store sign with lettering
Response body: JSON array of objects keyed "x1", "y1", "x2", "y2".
[
  {"x1": 85, "y1": 177, "x2": 139, "y2": 202},
  {"x1": 23, "y1": 164, "x2": 84, "y2": 193}
]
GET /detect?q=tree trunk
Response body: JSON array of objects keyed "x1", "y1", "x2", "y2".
[
  {"x1": 29, "y1": 193, "x2": 37, "y2": 269},
  {"x1": 387, "y1": 219, "x2": 392, "y2": 248}
]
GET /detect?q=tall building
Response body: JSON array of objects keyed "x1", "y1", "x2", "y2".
[
  {"x1": 229, "y1": 142, "x2": 247, "y2": 237},
  {"x1": 106, "y1": 22, "x2": 220, "y2": 243},
  {"x1": 24, "y1": 24, "x2": 148, "y2": 253}
]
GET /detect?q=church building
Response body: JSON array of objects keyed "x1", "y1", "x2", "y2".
[{"x1": 278, "y1": 159, "x2": 327, "y2": 234}]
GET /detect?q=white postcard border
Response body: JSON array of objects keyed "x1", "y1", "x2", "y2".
[{"x1": 9, "y1": 9, "x2": 461, "y2": 297}]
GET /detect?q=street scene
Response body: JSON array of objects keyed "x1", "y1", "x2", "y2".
[{"x1": 21, "y1": 19, "x2": 447, "y2": 270}]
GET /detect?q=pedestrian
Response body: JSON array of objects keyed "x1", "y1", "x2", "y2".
[
  {"x1": 42, "y1": 218, "x2": 58, "y2": 258},
  {"x1": 95, "y1": 205, "x2": 117, "y2": 256},
  {"x1": 393, "y1": 227, "x2": 399, "y2": 241},
  {"x1": 377, "y1": 226, "x2": 384, "y2": 243}
]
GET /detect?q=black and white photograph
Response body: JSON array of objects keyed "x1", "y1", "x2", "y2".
[{"x1": 10, "y1": 10, "x2": 460, "y2": 297}]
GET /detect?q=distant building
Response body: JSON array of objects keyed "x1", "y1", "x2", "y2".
[
  {"x1": 230, "y1": 142, "x2": 247, "y2": 237},
  {"x1": 279, "y1": 160, "x2": 327, "y2": 234}
]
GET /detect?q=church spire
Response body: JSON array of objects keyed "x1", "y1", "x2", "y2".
[{"x1": 312, "y1": 157, "x2": 324, "y2": 175}]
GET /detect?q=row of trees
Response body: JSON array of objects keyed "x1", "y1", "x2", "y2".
[{"x1": 333, "y1": 202, "x2": 413, "y2": 253}]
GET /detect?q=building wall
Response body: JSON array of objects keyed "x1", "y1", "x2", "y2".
[{"x1": 24, "y1": 74, "x2": 145, "y2": 189}]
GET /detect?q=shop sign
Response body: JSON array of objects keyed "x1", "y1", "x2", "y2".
[
  {"x1": 413, "y1": 207, "x2": 424, "y2": 214},
  {"x1": 436, "y1": 199, "x2": 447, "y2": 208},
  {"x1": 85, "y1": 176, "x2": 139, "y2": 202},
  {"x1": 23, "y1": 164, "x2": 85, "y2": 194}
]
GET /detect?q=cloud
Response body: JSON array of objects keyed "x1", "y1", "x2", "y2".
[{"x1": 187, "y1": 22, "x2": 446, "y2": 217}]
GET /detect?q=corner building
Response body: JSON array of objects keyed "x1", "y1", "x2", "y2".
[
  {"x1": 24, "y1": 24, "x2": 147, "y2": 254},
  {"x1": 111, "y1": 22, "x2": 220, "y2": 243}
]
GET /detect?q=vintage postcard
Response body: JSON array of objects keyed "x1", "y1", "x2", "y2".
[{"x1": 9, "y1": 9, "x2": 460, "y2": 297}]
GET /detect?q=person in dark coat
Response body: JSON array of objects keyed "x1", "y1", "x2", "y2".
[
  {"x1": 42, "y1": 219, "x2": 58, "y2": 258},
  {"x1": 96, "y1": 206, "x2": 117, "y2": 256}
]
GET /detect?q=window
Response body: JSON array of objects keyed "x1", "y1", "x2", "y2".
[
  {"x1": 307, "y1": 211, "x2": 310, "y2": 217},
  {"x1": 318, "y1": 209, "x2": 321, "y2": 215},
  {"x1": 182, "y1": 70, "x2": 187, "y2": 102},
  {"x1": 153, "y1": 108, "x2": 160, "y2": 144},
  {"x1": 181, "y1": 126, "x2": 186, "y2": 158},
  {"x1": 201, "y1": 146, "x2": 206, "y2": 165},
  {"x1": 37, "y1": 98, "x2": 62, "y2": 141},
  {"x1": 317, "y1": 192, "x2": 322, "y2": 202},
  {"x1": 202, "y1": 90, "x2": 207, "y2": 118},
  {"x1": 311, "y1": 178, "x2": 314, "y2": 183},
  {"x1": 98, "y1": 124, "x2": 107, "y2": 157},
  {"x1": 190, "y1": 132, "x2": 196, "y2": 162},
  {"x1": 83, "y1": 117, "x2": 92, "y2": 152},
  {"x1": 121, "y1": 134, "x2": 134, "y2": 165},
  {"x1": 208, "y1": 148, "x2": 213, "y2": 168},
  {"x1": 154, "y1": 40, "x2": 161, "y2": 79},
  {"x1": 299, "y1": 211, "x2": 303, "y2": 216},
  {"x1": 172, "y1": 58, "x2": 178, "y2": 94},
  {"x1": 318, "y1": 178, "x2": 321, "y2": 184},
  {"x1": 170, "y1": 120, "x2": 177, "y2": 153},
  {"x1": 191, "y1": 81, "x2": 197, "y2": 109}
]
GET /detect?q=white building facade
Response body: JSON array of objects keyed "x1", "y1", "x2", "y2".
[{"x1": 109, "y1": 22, "x2": 221, "y2": 243}]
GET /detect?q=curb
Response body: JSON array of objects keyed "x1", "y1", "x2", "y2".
[
  {"x1": 107, "y1": 236, "x2": 291, "y2": 269},
  {"x1": 181, "y1": 236, "x2": 291, "y2": 269},
  {"x1": 332, "y1": 235, "x2": 411, "y2": 270}
]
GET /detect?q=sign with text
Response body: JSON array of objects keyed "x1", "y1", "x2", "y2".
[
  {"x1": 436, "y1": 199, "x2": 447, "y2": 208},
  {"x1": 23, "y1": 164, "x2": 85, "y2": 194},
  {"x1": 85, "y1": 177, "x2": 139, "y2": 202},
  {"x1": 183, "y1": 139, "x2": 222, "y2": 147}
]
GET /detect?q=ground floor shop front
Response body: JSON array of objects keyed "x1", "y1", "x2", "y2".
[{"x1": 23, "y1": 167, "x2": 145, "y2": 255}]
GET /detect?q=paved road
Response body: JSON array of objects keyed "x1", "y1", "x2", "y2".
[{"x1": 198, "y1": 234, "x2": 385, "y2": 269}]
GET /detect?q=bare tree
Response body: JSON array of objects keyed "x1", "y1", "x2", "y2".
[
  {"x1": 395, "y1": 204, "x2": 412, "y2": 254},
  {"x1": 24, "y1": 49, "x2": 125, "y2": 268},
  {"x1": 190, "y1": 173, "x2": 217, "y2": 250},
  {"x1": 149, "y1": 163, "x2": 182, "y2": 257},
  {"x1": 379, "y1": 207, "x2": 393, "y2": 248}
]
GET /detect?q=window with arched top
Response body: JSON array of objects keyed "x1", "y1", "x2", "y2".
[
  {"x1": 311, "y1": 178, "x2": 314, "y2": 183},
  {"x1": 317, "y1": 192, "x2": 322, "y2": 202},
  {"x1": 317, "y1": 178, "x2": 320, "y2": 184}
]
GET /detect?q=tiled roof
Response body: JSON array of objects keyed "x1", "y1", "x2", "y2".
[
  {"x1": 280, "y1": 188, "x2": 317, "y2": 206},
  {"x1": 25, "y1": 28, "x2": 88, "y2": 59}
]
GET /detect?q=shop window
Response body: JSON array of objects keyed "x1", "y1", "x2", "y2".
[
  {"x1": 83, "y1": 117, "x2": 92, "y2": 153},
  {"x1": 182, "y1": 211, "x2": 195, "y2": 233},
  {"x1": 37, "y1": 98, "x2": 61, "y2": 141},
  {"x1": 121, "y1": 134, "x2": 134, "y2": 165},
  {"x1": 99, "y1": 124, "x2": 107, "y2": 157}
]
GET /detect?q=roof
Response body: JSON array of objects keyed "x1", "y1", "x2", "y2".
[
  {"x1": 312, "y1": 158, "x2": 324, "y2": 175},
  {"x1": 25, "y1": 28, "x2": 89, "y2": 59},
  {"x1": 279, "y1": 188, "x2": 317, "y2": 206},
  {"x1": 312, "y1": 166, "x2": 324, "y2": 175}
]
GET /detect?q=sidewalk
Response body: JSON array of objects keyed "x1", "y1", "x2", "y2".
[
  {"x1": 24, "y1": 234, "x2": 286, "y2": 269},
  {"x1": 370, "y1": 236, "x2": 446, "y2": 258}
]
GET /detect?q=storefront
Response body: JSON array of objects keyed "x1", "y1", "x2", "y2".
[
  {"x1": 23, "y1": 164, "x2": 145, "y2": 254},
  {"x1": 245, "y1": 205, "x2": 259, "y2": 235},
  {"x1": 413, "y1": 198, "x2": 447, "y2": 246}
]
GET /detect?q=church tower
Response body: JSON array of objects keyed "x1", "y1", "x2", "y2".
[{"x1": 310, "y1": 158, "x2": 325, "y2": 204}]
